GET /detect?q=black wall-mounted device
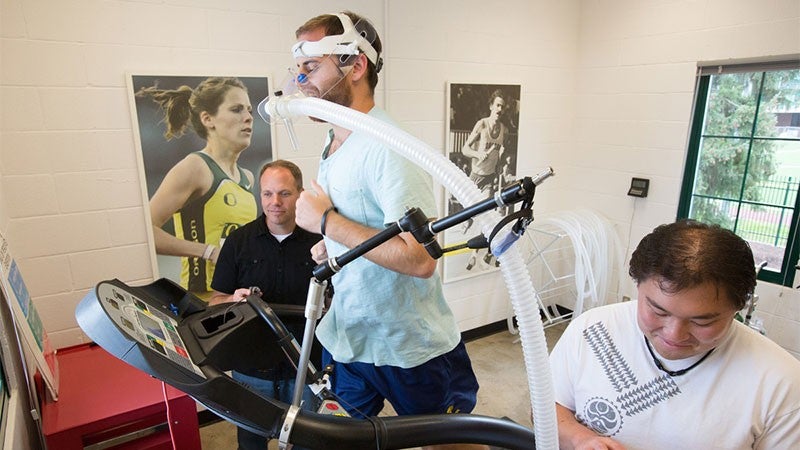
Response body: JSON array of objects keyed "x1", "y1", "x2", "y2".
[{"x1": 628, "y1": 177, "x2": 649, "y2": 198}]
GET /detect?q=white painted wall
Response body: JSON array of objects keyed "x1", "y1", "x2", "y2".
[{"x1": 1, "y1": 0, "x2": 798, "y2": 358}]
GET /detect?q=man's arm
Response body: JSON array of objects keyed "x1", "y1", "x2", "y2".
[
  {"x1": 556, "y1": 403, "x2": 627, "y2": 450},
  {"x1": 208, "y1": 288, "x2": 253, "y2": 306},
  {"x1": 460, "y1": 120, "x2": 485, "y2": 159},
  {"x1": 295, "y1": 180, "x2": 436, "y2": 278},
  {"x1": 323, "y1": 209, "x2": 436, "y2": 277}
]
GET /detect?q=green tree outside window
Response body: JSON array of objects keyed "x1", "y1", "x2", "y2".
[{"x1": 679, "y1": 66, "x2": 800, "y2": 286}]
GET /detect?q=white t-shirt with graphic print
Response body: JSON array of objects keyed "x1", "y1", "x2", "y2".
[{"x1": 550, "y1": 300, "x2": 800, "y2": 450}]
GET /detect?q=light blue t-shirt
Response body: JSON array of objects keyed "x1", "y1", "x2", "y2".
[{"x1": 315, "y1": 107, "x2": 460, "y2": 368}]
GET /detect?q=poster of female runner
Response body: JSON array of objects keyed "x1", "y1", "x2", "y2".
[{"x1": 128, "y1": 74, "x2": 273, "y2": 300}]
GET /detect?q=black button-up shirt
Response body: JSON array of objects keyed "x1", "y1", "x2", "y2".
[{"x1": 211, "y1": 214, "x2": 322, "y2": 378}]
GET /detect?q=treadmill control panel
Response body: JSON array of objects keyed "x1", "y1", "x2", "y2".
[{"x1": 96, "y1": 281, "x2": 205, "y2": 378}]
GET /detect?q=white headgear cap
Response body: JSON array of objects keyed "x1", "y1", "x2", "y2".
[{"x1": 291, "y1": 13, "x2": 381, "y2": 70}]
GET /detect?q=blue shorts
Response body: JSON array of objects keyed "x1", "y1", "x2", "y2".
[{"x1": 323, "y1": 340, "x2": 479, "y2": 419}]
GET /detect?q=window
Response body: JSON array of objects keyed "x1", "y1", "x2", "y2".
[{"x1": 678, "y1": 61, "x2": 800, "y2": 286}]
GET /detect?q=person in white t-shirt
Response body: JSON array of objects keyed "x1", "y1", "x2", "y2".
[{"x1": 550, "y1": 219, "x2": 800, "y2": 450}]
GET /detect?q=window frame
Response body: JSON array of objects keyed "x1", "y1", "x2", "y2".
[{"x1": 677, "y1": 63, "x2": 800, "y2": 287}]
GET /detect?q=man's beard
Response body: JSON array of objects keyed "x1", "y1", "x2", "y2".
[
  {"x1": 305, "y1": 78, "x2": 353, "y2": 123},
  {"x1": 320, "y1": 76, "x2": 353, "y2": 108}
]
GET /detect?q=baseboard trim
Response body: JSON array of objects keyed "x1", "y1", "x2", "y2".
[
  {"x1": 462, "y1": 319, "x2": 511, "y2": 342},
  {"x1": 462, "y1": 304, "x2": 573, "y2": 343}
]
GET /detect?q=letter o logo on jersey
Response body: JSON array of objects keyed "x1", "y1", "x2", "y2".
[
  {"x1": 582, "y1": 397, "x2": 622, "y2": 437},
  {"x1": 191, "y1": 258, "x2": 201, "y2": 276},
  {"x1": 221, "y1": 223, "x2": 240, "y2": 239},
  {"x1": 189, "y1": 219, "x2": 199, "y2": 240},
  {"x1": 224, "y1": 193, "x2": 238, "y2": 207}
]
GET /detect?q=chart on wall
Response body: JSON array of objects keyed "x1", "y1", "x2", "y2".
[{"x1": 0, "y1": 231, "x2": 59, "y2": 400}]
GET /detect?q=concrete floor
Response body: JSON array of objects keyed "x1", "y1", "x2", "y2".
[{"x1": 199, "y1": 321, "x2": 567, "y2": 449}]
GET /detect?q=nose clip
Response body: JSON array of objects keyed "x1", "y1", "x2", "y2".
[{"x1": 296, "y1": 73, "x2": 308, "y2": 85}]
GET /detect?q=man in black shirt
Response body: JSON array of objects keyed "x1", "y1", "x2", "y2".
[{"x1": 210, "y1": 159, "x2": 322, "y2": 450}]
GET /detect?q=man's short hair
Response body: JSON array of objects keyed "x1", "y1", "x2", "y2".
[
  {"x1": 628, "y1": 219, "x2": 756, "y2": 310},
  {"x1": 260, "y1": 159, "x2": 303, "y2": 191},
  {"x1": 295, "y1": 11, "x2": 383, "y2": 92}
]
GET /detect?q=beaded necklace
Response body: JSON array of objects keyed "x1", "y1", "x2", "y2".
[{"x1": 643, "y1": 335, "x2": 715, "y2": 377}]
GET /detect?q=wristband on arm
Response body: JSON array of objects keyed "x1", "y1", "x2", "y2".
[
  {"x1": 202, "y1": 244, "x2": 216, "y2": 261},
  {"x1": 320, "y1": 206, "x2": 338, "y2": 236}
]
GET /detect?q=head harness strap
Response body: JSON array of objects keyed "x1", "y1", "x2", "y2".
[{"x1": 292, "y1": 13, "x2": 381, "y2": 69}]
